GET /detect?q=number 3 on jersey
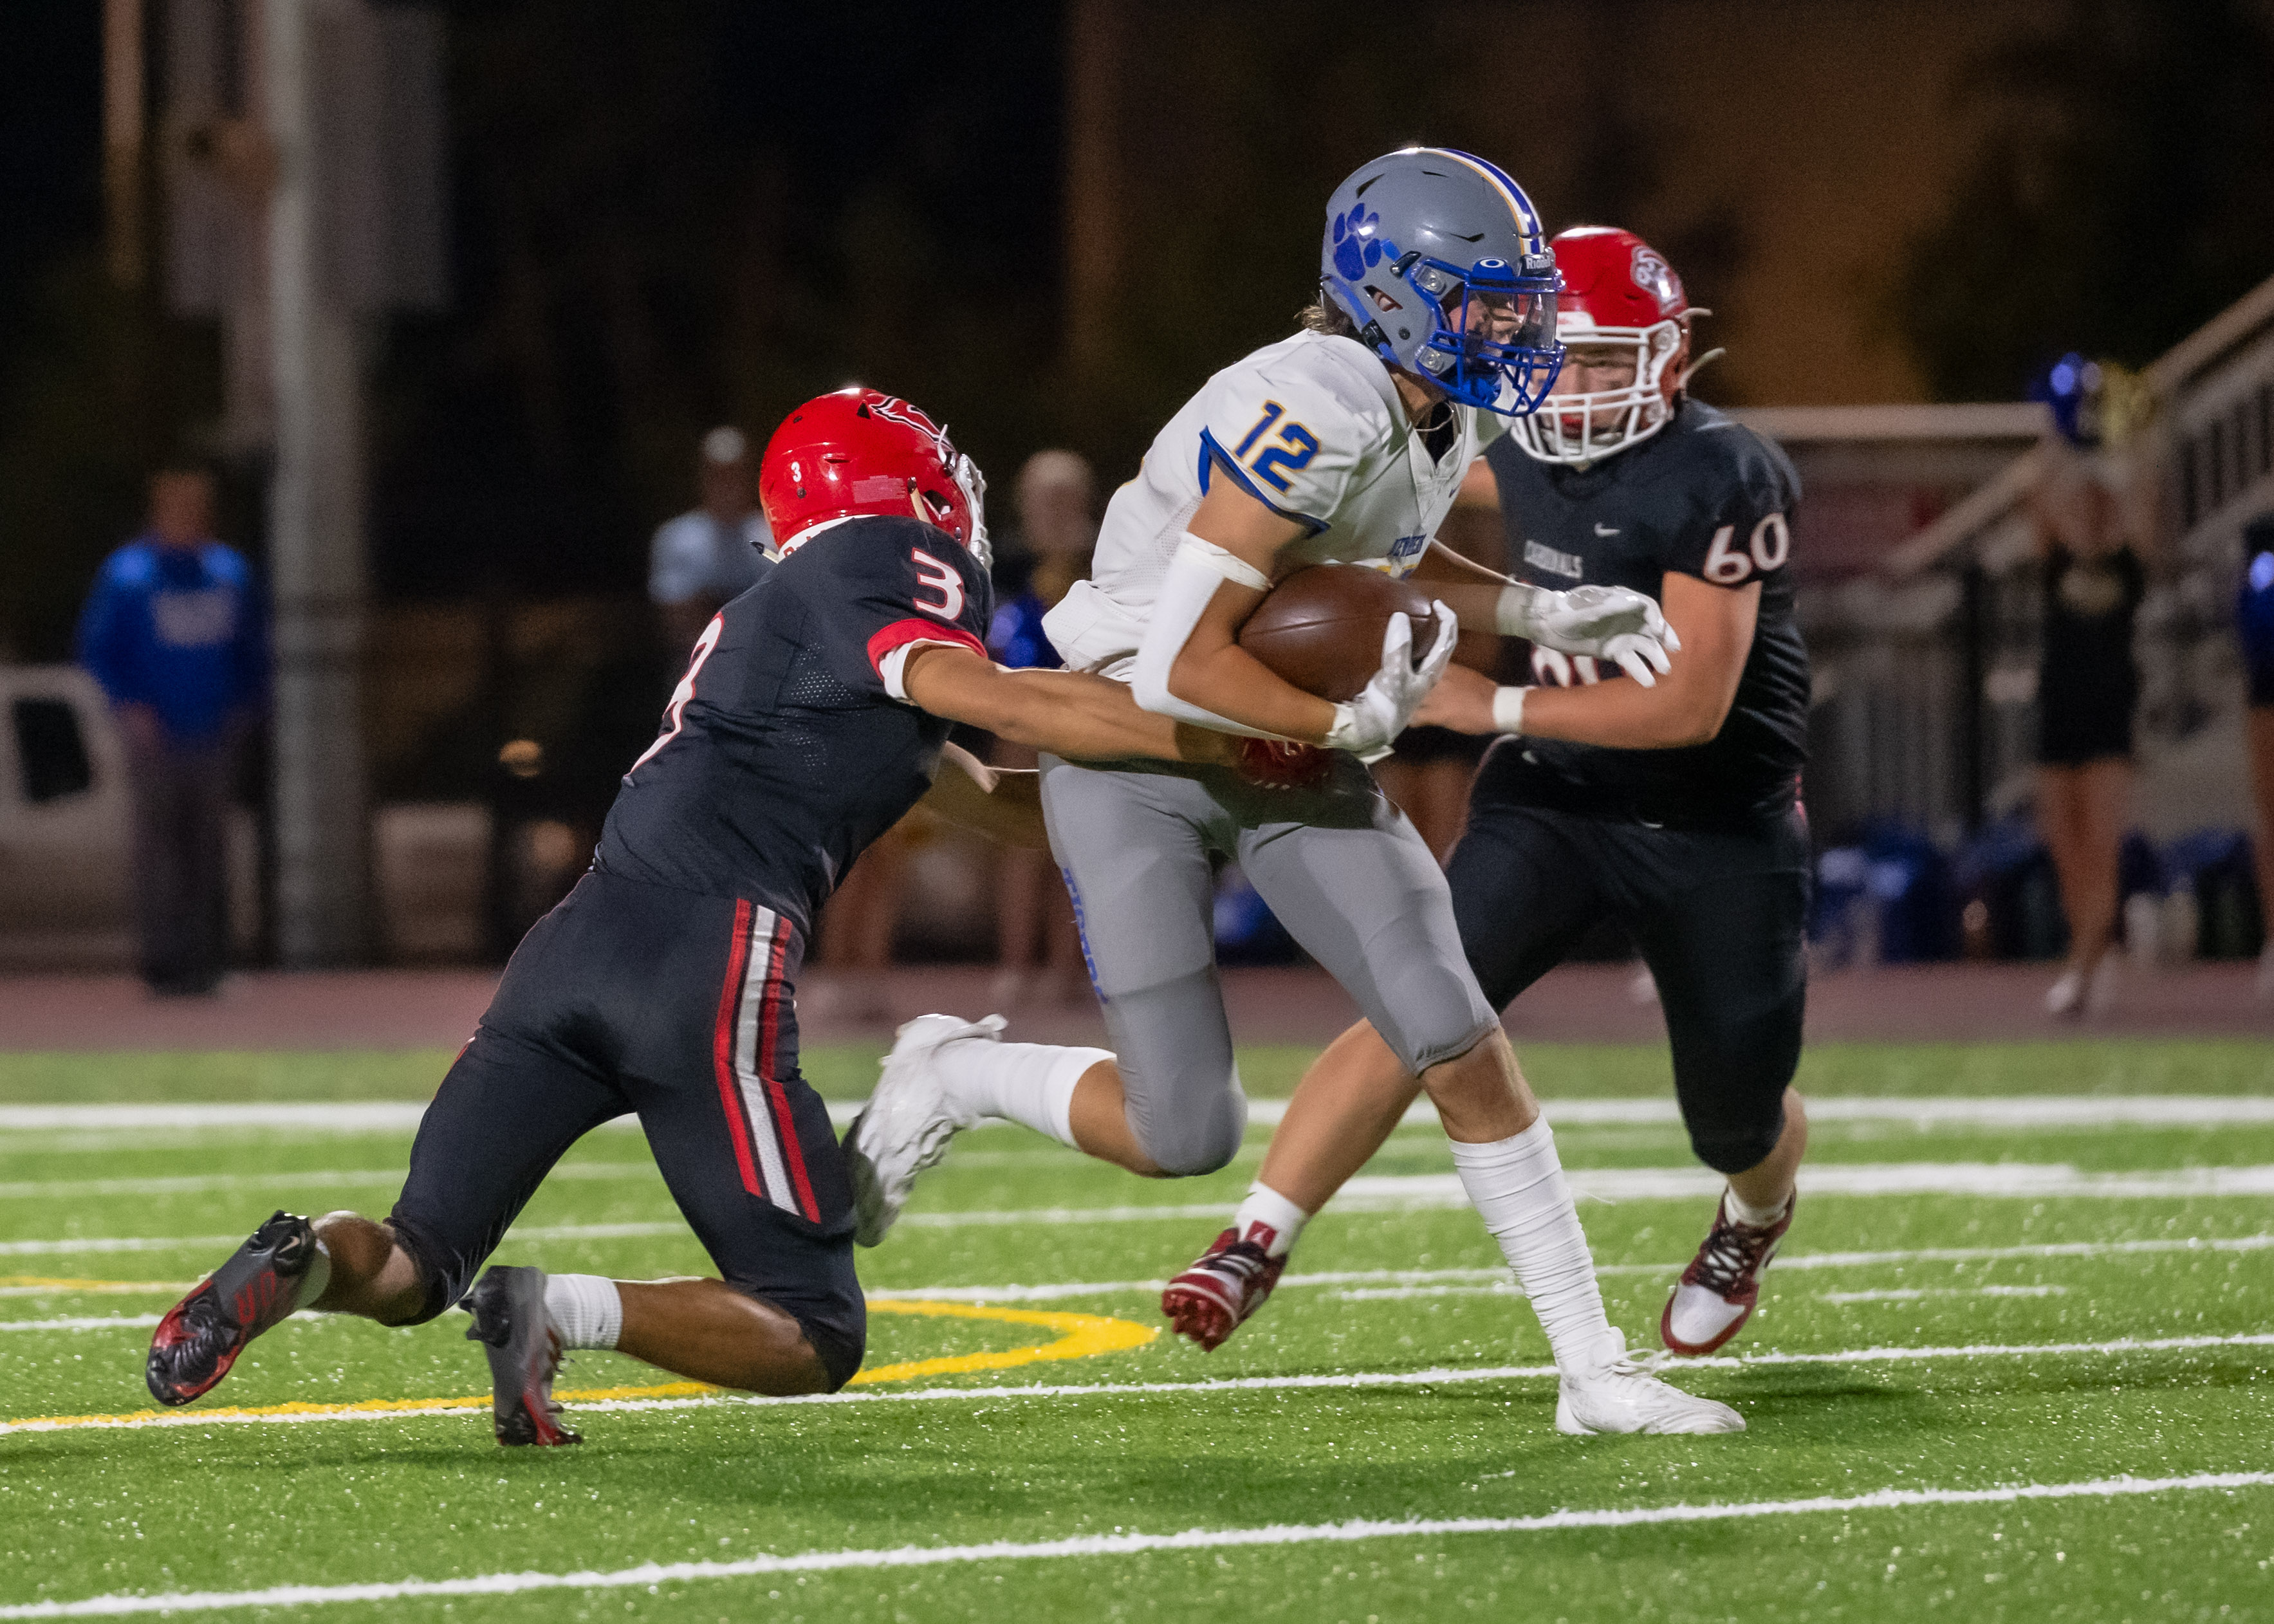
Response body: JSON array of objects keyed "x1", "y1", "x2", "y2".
[
  {"x1": 910, "y1": 547, "x2": 965, "y2": 620},
  {"x1": 1701, "y1": 512, "x2": 1792, "y2": 584},
  {"x1": 1232, "y1": 400, "x2": 1321, "y2": 493}
]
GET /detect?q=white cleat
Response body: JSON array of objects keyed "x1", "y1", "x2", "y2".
[
  {"x1": 842, "y1": 1012, "x2": 1004, "y2": 1247},
  {"x1": 1555, "y1": 1328, "x2": 1746, "y2": 1436}
]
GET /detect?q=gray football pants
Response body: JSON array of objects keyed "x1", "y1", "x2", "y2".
[{"x1": 1040, "y1": 753, "x2": 1499, "y2": 1176}]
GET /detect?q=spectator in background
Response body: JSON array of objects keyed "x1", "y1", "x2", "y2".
[
  {"x1": 77, "y1": 468, "x2": 267, "y2": 996},
  {"x1": 986, "y1": 450, "x2": 1096, "y2": 1005},
  {"x1": 2029, "y1": 356, "x2": 2154, "y2": 1018},
  {"x1": 649, "y1": 426, "x2": 773, "y2": 656},
  {"x1": 2240, "y1": 513, "x2": 2274, "y2": 1000}
]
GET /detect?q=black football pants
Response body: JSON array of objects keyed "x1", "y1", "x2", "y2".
[
  {"x1": 387, "y1": 867, "x2": 865, "y2": 1388},
  {"x1": 1448, "y1": 802, "x2": 1811, "y2": 1175}
]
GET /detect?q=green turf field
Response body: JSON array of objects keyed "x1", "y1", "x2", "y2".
[{"x1": 3, "y1": 1040, "x2": 2272, "y2": 1621}]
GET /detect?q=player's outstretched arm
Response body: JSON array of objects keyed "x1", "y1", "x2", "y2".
[
  {"x1": 1414, "y1": 571, "x2": 1757, "y2": 750},
  {"x1": 1416, "y1": 540, "x2": 1678, "y2": 687},
  {"x1": 901, "y1": 645, "x2": 1233, "y2": 768}
]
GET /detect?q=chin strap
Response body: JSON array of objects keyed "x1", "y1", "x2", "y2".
[{"x1": 1675, "y1": 347, "x2": 1726, "y2": 394}]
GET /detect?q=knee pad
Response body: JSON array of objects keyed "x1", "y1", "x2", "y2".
[
  {"x1": 1372, "y1": 955, "x2": 1499, "y2": 1078},
  {"x1": 1687, "y1": 1108, "x2": 1786, "y2": 1177},
  {"x1": 1129, "y1": 1076, "x2": 1247, "y2": 1177},
  {"x1": 1668, "y1": 997, "x2": 1800, "y2": 1177},
  {"x1": 800, "y1": 1316, "x2": 867, "y2": 1393}
]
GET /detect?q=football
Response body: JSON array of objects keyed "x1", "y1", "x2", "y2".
[{"x1": 1237, "y1": 564, "x2": 1445, "y2": 702}]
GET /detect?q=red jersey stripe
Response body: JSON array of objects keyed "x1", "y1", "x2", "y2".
[
  {"x1": 864, "y1": 617, "x2": 986, "y2": 677},
  {"x1": 709, "y1": 898, "x2": 765, "y2": 1198}
]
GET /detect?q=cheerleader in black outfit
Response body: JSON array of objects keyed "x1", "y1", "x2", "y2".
[{"x1": 2029, "y1": 356, "x2": 2153, "y2": 1017}]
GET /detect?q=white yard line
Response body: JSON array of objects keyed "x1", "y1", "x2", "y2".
[
  {"x1": 887, "y1": 1162, "x2": 2274, "y2": 1226},
  {"x1": 1818, "y1": 1286, "x2": 2068, "y2": 1304},
  {"x1": 0, "y1": 1105, "x2": 433, "y2": 1132},
  {"x1": 0, "y1": 1164, "x2": 659, "y2": 1202},
  {"x1": 6, "y1": 1094, "x2": 2271, "y2": 1138},
  {"x1": 6, "y1": 1233, "x2": 2253, "y2": 1320},
  {"x1": 6, "y1": 1330, "x2": 2269, "y2": 1439},
  {"x1": 878, "y1": 1233, "x2": 2274, "y2": 1304},
  {"x1": 13, "y1": 1192, "x2": 2274, "y2": 1264},
  {"x1": 3, "y1": 1468, "x2": 2269, "y2": 1617}
]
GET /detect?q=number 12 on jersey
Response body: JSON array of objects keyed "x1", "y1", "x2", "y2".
[{"x1": 1231, "y1": 400, "x2": 1320, "y2": 493}]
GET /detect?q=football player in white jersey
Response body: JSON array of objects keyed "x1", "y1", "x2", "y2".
[{"x1": 848, "y1": 149, "x2": 1739, "y2": 1434}]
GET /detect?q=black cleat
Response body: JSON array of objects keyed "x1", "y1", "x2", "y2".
[
  {"x1": 463, "y1": 1266, "x2": 580, "y2": 1446},
  {"x1": 146, "y1": 1210, "x2": 332, "y2": 1407}
]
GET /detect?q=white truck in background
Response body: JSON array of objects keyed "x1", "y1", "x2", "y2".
[{"x1": 0, "y1": 665, "x2": 484, "y2": 970}]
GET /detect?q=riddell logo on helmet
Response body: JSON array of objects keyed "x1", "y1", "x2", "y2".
[{"x1": 1631, "y1": 246, "x2": 1684, "y2": 315}]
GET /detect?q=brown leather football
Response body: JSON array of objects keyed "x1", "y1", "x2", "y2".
[{"x1": 1237, "y1": 564, "x2": 1443, "y2": 702}]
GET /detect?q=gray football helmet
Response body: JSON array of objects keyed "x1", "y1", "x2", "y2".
[{"x1": 1320, "y1": 147, "x2": 1563, "y2": 414}]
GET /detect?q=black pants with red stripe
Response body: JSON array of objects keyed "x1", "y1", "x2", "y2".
[{"x1": 387, "y1": 867, "x2": 864, "y2": 1387}]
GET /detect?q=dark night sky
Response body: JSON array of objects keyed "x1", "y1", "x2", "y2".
[{"x1": 4, "y1": 0, "x2": 2270, "y2": 659}]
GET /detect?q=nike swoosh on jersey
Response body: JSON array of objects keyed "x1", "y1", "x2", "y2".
[{"x1": 1594, "y1": 523, "x2": 1620, "y2": 537}]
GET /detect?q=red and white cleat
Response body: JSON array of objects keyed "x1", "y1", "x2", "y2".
[
  {"x1": 1660, "y1": 1190, "x2": 1795, "y2": 1356},
  {"x1": 145, "y1": 1210, "x2": 332, "y2": 1407},
  {"x1": 1161, "y1": 1226, "x2": 1285, "y2": 1352}
]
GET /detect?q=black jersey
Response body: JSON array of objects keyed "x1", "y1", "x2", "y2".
[
  {"x1": 595, "y1": 514, "x2": 992, "y2": 933},
  {"x1": 1481, "y1": 398, "x2": 1810, "y2": 829}
]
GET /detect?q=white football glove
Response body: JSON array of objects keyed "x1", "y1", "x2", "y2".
[
  {"x1": 1497, "y1": 582, "x2": 1680, "y2": 687},
  {"x1": 1322, "y1": 604, "x2": 1459, "y2": 761}
]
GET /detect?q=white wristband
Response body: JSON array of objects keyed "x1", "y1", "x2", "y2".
[
  {"x1": 1490, "y1": 686, "x2": 1526, "y2": 735},
  {"x1": 1494, "y1": 583, "x2": 1542, "y2": 640},
  {"x1": 1178, "y1": 533, "x2": 1273, "y2": 591}
]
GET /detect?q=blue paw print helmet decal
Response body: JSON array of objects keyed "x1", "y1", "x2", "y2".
[
  {"x1": 1331, "y1": 205, "x2": 1390, "y2": 282},
  {"x1": 1320, "y1": 149, "x2": 1564, "y2": 416}
]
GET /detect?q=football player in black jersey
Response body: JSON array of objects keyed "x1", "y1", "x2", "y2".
[
  {"x1": 1165, "y1": 227, "x2": 1815, "y2": 1361},
  {"x1": 145, "y1": 390, "x2": 1226, "y2": 1444}
]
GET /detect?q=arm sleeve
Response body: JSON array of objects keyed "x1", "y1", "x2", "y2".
[
  {"x1": 1194, "y1": 364, "x2": 1373, "y2": 533},
  {"x1": 804, "y1": 521, "x2": 994, "y2": 702},
  {"x1": 1658, "y1": 441, "x2": 1798, "y2": 591}
]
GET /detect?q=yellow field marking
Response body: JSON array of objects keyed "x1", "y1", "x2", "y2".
[
  {"x1": 855, "y1": 1299, "x2": 1156, "y2": 1383},
  {"x1": 0, "y1": 1277, "x2": 189, "y2": 1296},
  {"x1": 0, "y1": 1300, "x2": 1155, "y2": 1435}
]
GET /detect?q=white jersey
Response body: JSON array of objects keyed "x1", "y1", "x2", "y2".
[{"x1": 1043, "y1": 329, "x2": 1504, "y2": 678}]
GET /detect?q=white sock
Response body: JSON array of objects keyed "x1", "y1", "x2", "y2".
[
  {"x1": 1231, "y1": 1181, "x2": 1309, "y2": 1259},
  {"x1": 930, "y1": 1040, "x2": 1110, "y2": 1149},
  {"x1": 544, "y1": 1272, "x2": 622, "y2": 1351},
  {"x1": 1449, "y1": 1121, "x2": 1617, "y2": 1374},
  {"x1": 1723, "y1": 1185, "x2": 1790, "y2": 1228}
]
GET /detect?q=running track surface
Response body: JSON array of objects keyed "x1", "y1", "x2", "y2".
[{"x1": 0, "y1": 961, "x2": 2266, "y2": 1051}]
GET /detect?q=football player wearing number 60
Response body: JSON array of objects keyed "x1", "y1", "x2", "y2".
[
  {"x1": 144, "y1": 390, "x2": 1232, "y2": 1446},
  {"x1": 848, "y1": 151, "x2": 1742, "y2": 1436},
  {"x1": 1165, "y1": 226, "x2": 1814, "y2": 1363}
]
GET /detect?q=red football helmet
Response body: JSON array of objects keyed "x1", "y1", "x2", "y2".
[
  {"x1": 1509, "y1": 226, "x2": 1699, "y2": 466},
  {"x1": 757, "y1": 388, "x2": 990, "y2": 564}
]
